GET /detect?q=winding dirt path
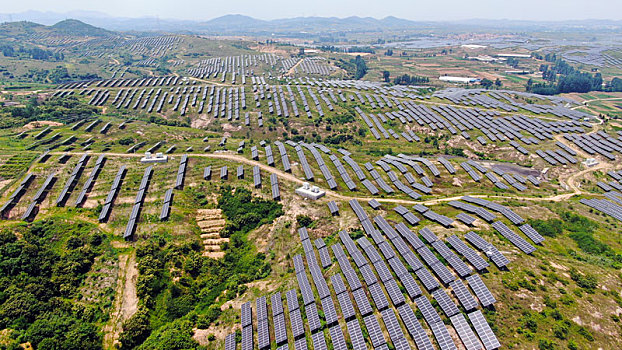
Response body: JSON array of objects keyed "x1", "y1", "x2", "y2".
[
  {"x1": 103, "y1": 251, "x2": 139, "y2": 349},
  {"x1": 49, "y1": 149, "x2": 616, "y2": 206}
]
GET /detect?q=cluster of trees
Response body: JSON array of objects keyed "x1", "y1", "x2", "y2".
[
  {"x1": 0, "y1": 219, "x2": 109, "y2": 349},
  {"x1": 604, "y1": 77, "x2": 622, "y2": 92},
  {"x1": 0, "y1": 95, "x2": 98, "y2": 129},
  {"x1": 527, "y1": 55, "x2": 604, "y2": 95},
  {"x1": 119, "y1": 186, "x2": 284, "y2": 349},
  {"x1": 0, "y1": 45, "x2": 64, "y2": 61},
  {"x1": 384, "y1": 49, "x2": 394, "y2": 56},
  {"x1": 529, "y1": 212, "x2": 620, "y2": 265},
  {"x1": 480, "y1": 78, "x2": 502, "y2": 89},
  {"x1": 335, "y1": 55, "x2": 368, "y2": 80},
  {"x1": 392, "y1": 74, "x2": 429, "y2": 85},
  {"x1": 346, "y1": 46, "x2": 375, "y2": 54},
  {"x1": 323, "y1": 133, "x2": 354, "y2": 145},
  {"x1": 505, "y1": 57, "x2": 521, "y2": 68}
]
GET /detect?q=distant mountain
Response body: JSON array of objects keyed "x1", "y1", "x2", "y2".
[
  {"x1": 202, "y1": 14, "x2": 267, "y2": 30},
  {"x1": 0, "y1": 19, "x2": 113, "y2": 40},
  {"x1": 1, "y1": 11, "x2": 621, "y2": 34},
  {"x1": 196, "y1": 15, "x2": 424, "y2": 34},
  {"x1": 50, "y1": 19, "x2": 113, "y2": 37}
]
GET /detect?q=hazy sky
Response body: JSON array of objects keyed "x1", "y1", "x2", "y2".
[{"x1": 3, "y1": 0, "x2": 622, "y2": 21}]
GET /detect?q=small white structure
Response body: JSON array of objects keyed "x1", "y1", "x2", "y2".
[
  {"x1": 439, "y1": 76, "x2": 480, "y2": 84},
  {"x1": 141, "y1": 152, "x2": 168, "y2": 163},
  {"x1": 583, "y1": 158, "x2": 599, "y2": 167},
  {"x1": 295, "y1": 182, "x2": 325, "y2": 200},
  {"x1": 496, "y1": 53, "x2": 531, "y2": 58},
  {"x1": 461, "y1": 44, "x2": 487, "y2": 49}
]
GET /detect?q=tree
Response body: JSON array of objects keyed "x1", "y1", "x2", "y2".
[
  {"x1": 480, "y1": 78, "x2": 493, "y2": 89},
  {"x1": 353, "y1": 55, "x2": 368, "y2": 80},
  {"x1": 382, "y1": 70, "x2": 390, "y2": 83},
  {"x1": 119, "y1": 308, "x2": 151, "y2": 349},
  {"x1": 494, "y1": 78, "x2": 502, "y2": 87},
  {"x1": 298, "y1": 47, "x2": 305, "y2": 56},
  {"x1": 384, "y1": 49, "x2": 393, "y2": 56}
]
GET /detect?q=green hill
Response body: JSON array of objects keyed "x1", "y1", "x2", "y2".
[{"x1": 50, "y1": 19, "x2": 113, "y2": 37}]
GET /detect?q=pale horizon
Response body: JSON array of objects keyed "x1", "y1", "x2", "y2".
[{"x1": 2, "y1": 0, "x2": 622, "y2": 22}]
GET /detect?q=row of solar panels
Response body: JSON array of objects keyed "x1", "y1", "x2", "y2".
[
  {"x1": 98, "y1": 166, "x2": 126, "y2": 223},
  {"x1": 303, "y1": 143, "x2": 338, "y2": 190},
  {"x1": 175, "y1": 155, "x2": 188, "y2": 190},
  {"x1": 159, "y1": 188, "x2": 174, "y2": 221},
  {"x1": 75, "y1": 155, "x2": 106, "y2": 207},
  {"x1": 123, "y1": 166, "x2": 153, "y2": 240},
  {"x1": 580, "y1": 197, "x2": 622, "y2": 223},
  {"x1": 56, "y1": 153, "x2": 90, "y2": 207},
  {"x1": 339, "y1": 210, "x2": 499, "y2": 350},
  {"x1": 22, "y1": 173, "x2": 56, "y2": 221},
  {"x1": 0, "y1": 173, "x2": 36, "y2": 218}
]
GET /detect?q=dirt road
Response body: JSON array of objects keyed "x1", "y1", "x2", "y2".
[{"x1": 49, "y1": 149, "x2": 616, "y2": 206}]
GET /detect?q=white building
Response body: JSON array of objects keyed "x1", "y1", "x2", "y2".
[
  {"x1": 496, "y1": 53, "x2": 531, "y2": 58},
  {"x1": 583, "y1": 158, "x2": 599, "y2": 167},
  {"x1": 141, "y1": 152, "x2": 168, "y2": 163},
  {"x1": 295, "y1": 182, "x2": 325, "y2": 200},
  {"x1": 439, "y1": 76, "x2": 480, "y2": 84}
]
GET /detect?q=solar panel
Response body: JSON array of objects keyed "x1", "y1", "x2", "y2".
[
  {"x1": 446, "y1": 235, "x2": 489, "y2": 271},
  {"x1": 363, "y1": 314, "x2": 386, "y2": 348},
  {"x1": 311, "y1": 331, "x2": 328, "y2": 350},
  {"x1": 346, "y1": 319, "x2": 367, "y2": 350},
  {"x1": 432, "y1": 288, "x2": 460, "y2": 317},
  {"x1": 450, "y1": 313, "x2": 482, "y2": 350},
  {"x1": 321, "y1": 296, "x2": 339, "y2": 326},
  {"x1": 402, "y1": 252, "x2": 424, "y2": 271},
  {"x1": 294, "y1": 337, "x2": 308, "y2": 350},
  {"x1": 241, "y1": 302, "x2": 253, "y2": 327},
  {"x1": 374, "y1": 261, "x2": 394, "y2": 283},
  {"x1": 417, "y1": 246, "x2": 440, "y2": 266},
  {"x1": 330, "y1": 274, "x2": 347, "y2": 295},
  {"x1": 342, "y1": 266, "x2": 363, "y2": 291},
  {"x1": 469, "y1": 310, "x2": 501, "y2": 350},
  {"x1": 318, "y1": 246, "x2": 332, "y2": 268},
  {"x1": 225, "y1": 333, "x2": 236, "y2": 350},
  {"x1": 290, "y1": 308, "x2": 305, "y2": 338},
  {"x1": 240, "y1": 324, "x2": 254, "y2": 350},
  {"x1": 360, "y1": 264, "x2": 379, "y2": 286},
  {"x1": 286, "y1": 289, "x2": 299, "y2": 311},
  {"x1": 430, "y1": 321, "x2": 458, "y2": 350},
  {"x1": 378, "y1": 241, "x2": 396, "y2": 260},
  {"x1": 257, "y1": 319, "x2": 270, "y2": 349},
  {"x1": 519, "y1": 223, "x2": 545, "y2": 244},
  {"x1": 269, "y1": 293, "x2": 283, "y2": 317},
  {"x1": 329, "y1": 325, "x2": 347, "y2": 350},
  {"x1": 430, "y1": 262, "x2": 456, "y2": 285},
  {"x1": 336, "y1": 291, "x2": 356, "y2": 320},
  {"x1": 415, "y1": 267, "x2": 440, "y2": 291},
  {"x1": 419, "y1": 227, "x2": 438, "y2": 243},
  {"x1": 256, "y1": 296, "x2": 268, "y2": 321},
  {"x1": 368, "y1": 283, "x2": 390, "y2": 311},
  {"x1": 381, "y1": 308, "x2": 405, "y2": 342},
  {"x1": 306, "y1": 302, "x2": 322, "y2": 333},
  {"x1": 384, "y1": 278, "x2": 406, "y2": 306},
  {"x1": 396, "y1": 304, "x2": 435, "y2": 350},
  {"x1": 449, "y1": 280, "x2": 478, "y2": 311},
  {"x1": 415, "y1": 295, "x2": 442, "y2": 325},
  {"x1": 273, "y1": 312, "x2": 288, "y2": 345},
  {"x1": 297, "y1": 273, "x2": 315, "y2": 306},
  {"x1": 466, "y1": 274, "x2": 496, "y2": 307},
  {"x1": 464, "y1": 231, "x2": 509, "y2": 268},
  {"x1": 456, "y1": 213, "x2": 476, "y2": 225},
  {"x1": 352, "y1": 288, "x2": 373, "y2": 316}
]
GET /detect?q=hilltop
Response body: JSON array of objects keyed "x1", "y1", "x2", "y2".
[{"x1": 50, "y1": 19, "x2": 114, "y2": 37}]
